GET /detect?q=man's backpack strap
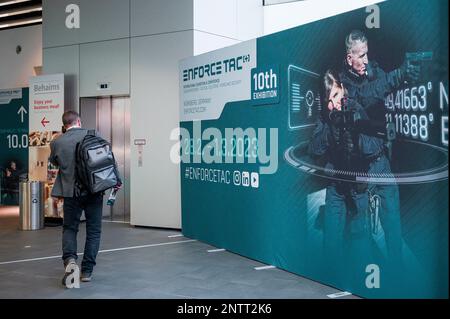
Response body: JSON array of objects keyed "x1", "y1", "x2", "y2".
[
  {"x1": 87, "y1": 129, "x2": 96, "y2": 136},
  {"x1": 74, "y1": 140, "x2": 86, "y2": 196}
]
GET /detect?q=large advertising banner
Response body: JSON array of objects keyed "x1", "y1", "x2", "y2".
[
  {"x1": 0, "y1": 88, "x2": 29, "y2": 205},
  {"x1": 179, "y1": 0, "x2": 448, "y2": 298}
]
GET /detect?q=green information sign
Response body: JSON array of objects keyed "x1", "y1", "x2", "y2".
[{"x1": 0, "y1": 88, "x2": 29, "y2": 205}]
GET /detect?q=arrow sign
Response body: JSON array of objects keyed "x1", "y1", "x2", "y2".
[
  {"x1": 41, "y1": 117, "x2": 50, "y2": 128},
  {"x1": 17, "y1": 106, "x2": 27, "y2": 123}
]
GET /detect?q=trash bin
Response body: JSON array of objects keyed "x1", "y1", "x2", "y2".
[{"x1": 19, "y1": 181, "x2": 44, "y2": 231}]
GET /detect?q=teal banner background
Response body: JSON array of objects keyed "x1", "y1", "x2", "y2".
[{"x1": 181, "y1": 0, "x2": 448, "y2": 298}]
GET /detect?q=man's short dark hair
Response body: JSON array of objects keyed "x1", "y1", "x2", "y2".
[
  {"x1": 62, "y1": 110, "x2": 80, "y2": 127},
  {"x1": 345, "y1": 30, "x2": 368, "y2": 54}
]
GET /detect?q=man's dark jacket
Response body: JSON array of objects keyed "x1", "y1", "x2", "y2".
[{"x1": 49, "y1": 127, "x2": 89, "y2": 197}]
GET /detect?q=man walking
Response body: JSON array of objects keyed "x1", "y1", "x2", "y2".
[{"x1": 49, "y1": 111, "x2": 105, "y2": 284}]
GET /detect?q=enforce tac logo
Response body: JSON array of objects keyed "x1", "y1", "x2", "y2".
[{"x1": 182, "y1": 55, "x2": 251, "y2": 82}]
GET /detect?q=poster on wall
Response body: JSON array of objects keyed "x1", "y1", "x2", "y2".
[
  {"x1": 179, "y1": 0, "x2": 448, "y2": 298},
  {"x1": 28, "y1": 74, "x2": 64, "y2": 182},
  {"x1": 0, "y1": 88, "x2": 29, "y2": 206}
]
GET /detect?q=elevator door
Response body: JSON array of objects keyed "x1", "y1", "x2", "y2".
[{"x1": 81, "y1": 97, "x2": 130, "y2": 222}]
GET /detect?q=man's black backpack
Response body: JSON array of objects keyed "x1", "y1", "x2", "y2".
[{"x1": 75, "y1": 130, "x2": 121, "y2": 194}]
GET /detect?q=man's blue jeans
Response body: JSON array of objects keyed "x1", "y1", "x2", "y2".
[{"x1": 62, "y1": 193, "x2": 103, "y2": 273}]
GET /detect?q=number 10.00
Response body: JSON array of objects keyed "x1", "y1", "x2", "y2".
[{"x1": 6, "y1": 134, "x2": 28, "y2": 149}]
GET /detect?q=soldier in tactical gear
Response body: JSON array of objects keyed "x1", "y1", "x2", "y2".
[
  {"x1": 339, "y1": 30, "x2": 407, "y2": 269},
  {"x1": 340, "y1": 30, "x2": 420, "y2": 116},
  {"x1": 309, "y1": 70, "x2": 375, "y2": 280}
]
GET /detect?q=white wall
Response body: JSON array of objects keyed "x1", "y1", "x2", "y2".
[
  {"x1": 131, "y1": 0, "x2": 193, "y2": 36},
  {"x1": 263, "y1": 0, "x2": 384, "y2": 35},
  {"x1": 193, "y1": 31, "x2": 240, "y2": 56},
  {"x1": 128, "y1": 0, "x2": 194, "y2": 229},
  {"x1": 130, "y1": 32, "x2": 194, "y2": 228},
  {"x1": 193, "y1": 0, "x2": 263, "y2": 55},
  {"x1": 43, "y1": 0, "x2": 130, "y2": 48},
  {"x1": 43, "y1": 45, "x2": 79, "y2": 111},
  {"x1": 0, "y1": 25, "x2": 42, "y2": 89},
  {"x1": 79, "y1": 38, "x2": 130, "y2": 97}
]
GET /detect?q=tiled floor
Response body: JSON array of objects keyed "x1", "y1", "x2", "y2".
[{"x1": 0, "y1": 206, "x2": 358, "y2": 299}]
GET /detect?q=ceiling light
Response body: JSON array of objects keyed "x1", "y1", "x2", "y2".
[
  {"x1": 0, "y1": 5, "x2": 41, "y2": 18},
  {"x1": 0, "y1": 0, "x2": 33, "y2": 7},
  {"x1": 0, "y1": 17, "x2": 42, "y2": 29}
]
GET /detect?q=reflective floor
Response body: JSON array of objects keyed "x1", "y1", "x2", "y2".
[{"x1": 0, "y1": 206, "x2": 358, "y2": 299}]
